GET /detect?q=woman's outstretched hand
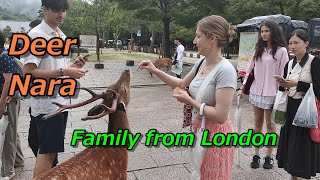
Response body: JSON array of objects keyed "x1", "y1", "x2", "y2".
[
  {"x1": 172, "y1": 87, "x2": 192, "y2": 104},
  {"x1": 138, "y1": 60, "x2": 156, "y2": 73}
]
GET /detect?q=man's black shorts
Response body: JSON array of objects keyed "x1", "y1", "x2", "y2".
[{"x1": 33, "y1": 112, "x2": 68, "y2": 154}]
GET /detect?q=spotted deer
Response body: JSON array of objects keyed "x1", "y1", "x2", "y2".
[
  {"x1": 35, "y1": 70, "x2": 132, "y2": 180},
  {"x1": 150, "y1": 58, "x2": 172, "y2": 77}
]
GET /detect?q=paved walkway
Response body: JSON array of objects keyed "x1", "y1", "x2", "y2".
[{"x1": 9, "y1": 57, "x2": 320, "y2": 179}]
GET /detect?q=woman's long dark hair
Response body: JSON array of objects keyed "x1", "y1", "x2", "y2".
[{"x1": 253, "y1": 20, "x2": 287, "y2": 61}]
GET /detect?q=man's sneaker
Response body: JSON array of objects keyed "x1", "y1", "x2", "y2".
[
  {"x1": 263, "y1": 156, "x2": 274, "y2": 169},
  {"x1": 250, "y1": 155, "x2": 261, "y2": 169},
  {"x1": 0, "y1": 172, "x2": 16, "y2": 180}
]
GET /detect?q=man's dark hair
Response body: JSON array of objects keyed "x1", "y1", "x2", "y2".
[
  {"x1": 0, "y1": 31, "x2": 5, "y2": 48},
  {"x1": 174, "y1": 36, "x2": 183, "y2": 43},
  {"x1": 41, "y1": 0, "x2": 69, "y2": 11},
  {"x1": 29, "y1": 19, "x2": 42, "y2": 28}
]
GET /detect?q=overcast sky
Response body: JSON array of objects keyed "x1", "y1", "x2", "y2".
[{"x1": 0, "y1": 0, "x2": 41, "y2": 19}]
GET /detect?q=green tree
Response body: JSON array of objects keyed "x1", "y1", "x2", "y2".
[
  {"x1": 226, "y1": 0, "x2": 320, "y2": 24},
  {"x1": 38, "y1": 9, "x2": 44, "y2": 19},
  {"x1": 115, "y1": 0, "x2": 195, "y2": 57},
  {"x1": 285, "y1": 0, "x2": 320, "y2": 21},
  {"x1": 61, "y1": 0, "x2": 129, "y2": 40},
  {"x1": 60, "y1": 0, "x2": 91, "y2": 37},
  {"x1": 0, "y1": 6, "x2": 31, "y2": 20},
  {"x1": 20, "y1": 27, "x2": 26, "y2": 33},
  {"x1": 226, "y1": 0, "x2": 276, "y2": 24},
  {"x1": 3, "y1": 26, "x2": 12, "y2": 38}
]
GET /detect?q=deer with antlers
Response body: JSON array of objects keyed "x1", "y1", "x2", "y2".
[{"x1": 35, "y1": 70, "x2": 132, "y2": 180}]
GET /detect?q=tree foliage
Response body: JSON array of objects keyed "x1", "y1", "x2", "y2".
[
  {"x1": 114, "y1": 0, "x2": 198, "y2": 57},
  {"x1": 2, "y1": 0, "x2": 319, "y2": 51},
  {"x1": 0, "y1": 7, "x2": 31, "y2": 21},
  {"x1": 2, "y1": 26, "x2": 12, "y2": 38}
]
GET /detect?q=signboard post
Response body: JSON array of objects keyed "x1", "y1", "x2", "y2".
[
  {"x1": 79, "y1": 35, "x2": 104, "y2": 69},
  {"x1": 237, "y1": 32, "x2": 259, "y2": 77},
  {"x1": 79, "y1": 35, "x2": 97, "y2": 47}
]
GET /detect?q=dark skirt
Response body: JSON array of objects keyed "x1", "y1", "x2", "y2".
[{"x1": 276, "y1": 97, "x2": 320, "y2": 179}]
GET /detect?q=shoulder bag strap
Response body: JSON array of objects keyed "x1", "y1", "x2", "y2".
[{"x1": 194, "y1": 59, "x2": 227, "y2": 128}]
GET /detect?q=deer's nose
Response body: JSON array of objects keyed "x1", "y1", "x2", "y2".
[{"x1": 124, "y1": 69, "x2": 131, "y2": 77}]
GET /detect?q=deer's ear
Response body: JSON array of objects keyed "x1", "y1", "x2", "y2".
[
  {"x1": 88, "y1": 105, "x2": 104, "y2": 116},
  {"x1": 117, "y1": 102, "x2": 126, "y2": 112}
]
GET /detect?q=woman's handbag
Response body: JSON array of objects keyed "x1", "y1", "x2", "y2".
[
  {"x1": 242, "y1": 67, "x2": 254, "y2": 95},
  {"x1": 183, "y1": 88, "x2": 193, "y2": 128},
  {"x1": 310, "y1": 98, "x2": 320, "y2": 142},
  {"x1": 182, "y1": 58, "x2": 205, "y2": 128},
  {"x1": 272, "y1": 91, "x2": 288, "y2": 125},
  {"x1": 190, "y1": 107, "x2": 206, "y2": 180}
]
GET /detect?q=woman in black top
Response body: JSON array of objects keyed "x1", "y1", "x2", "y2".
[{"x1": 276, "y1": 29, "x2": 320, "y2": 179}]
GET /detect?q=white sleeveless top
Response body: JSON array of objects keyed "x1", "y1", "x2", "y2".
[{"x1": 287, "y1": 54, "x2": 314, "y2": 99}]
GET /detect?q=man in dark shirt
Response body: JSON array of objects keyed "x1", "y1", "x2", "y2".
[{"x1": 0, "y1": 31, "x2": 24, "y2": 179}]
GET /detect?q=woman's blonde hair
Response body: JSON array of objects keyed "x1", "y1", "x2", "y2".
[{"x1": 197, "y1": 15, "x2": 235, "y2": 48}]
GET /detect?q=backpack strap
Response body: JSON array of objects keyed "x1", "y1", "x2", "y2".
[{"x1": 192, "y1": 58, "x2": 227, "y2": 126}]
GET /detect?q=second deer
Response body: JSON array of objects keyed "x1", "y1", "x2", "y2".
[
  {"x1": 149, "y1": 57, "x2": 172, "y2": 77},
  {"x1": 35, "y1": 69, "x2": 132, "y2": 180}
]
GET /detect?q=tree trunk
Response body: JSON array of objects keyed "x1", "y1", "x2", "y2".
[
  {"x1": 95, "y1": 1, "x2": 100, "y2": 63},
  {"x1": 279, "y1": 2, "x2": 284, "y2": 15},
  {"x1": 96, "y1": 16, "x2": 100, "y2": 63},
  {"x1": 162, "y1": 14, "x2": 171, "y2": 58}
]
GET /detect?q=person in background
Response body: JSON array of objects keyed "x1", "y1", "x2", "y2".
[
  {"x1": 172, "y1": 36, "x2": 185, "y2": 78},
  {"x1": 0, "y1": 31, "x2": 24, "y2": 180},
  {"x1": 238, "y1": 20, "x2": 289, "y2": 169},
  {"x1": 4, "y1": 38, "x2": 9, "y2": 50},
  {"x1": 276, "y1": 29, "x2": 320, "y2": 180},
  {"x1": 29, "y1": 20, "x2": 42, "y2": 32}
]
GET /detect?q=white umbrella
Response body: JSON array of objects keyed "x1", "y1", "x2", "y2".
[
  {"x1": 0, "y1": 106, "x2": 9, "y2": 158},
  {"x1": 235, "y1": 96, "x2": 242, "y2": 167}
]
